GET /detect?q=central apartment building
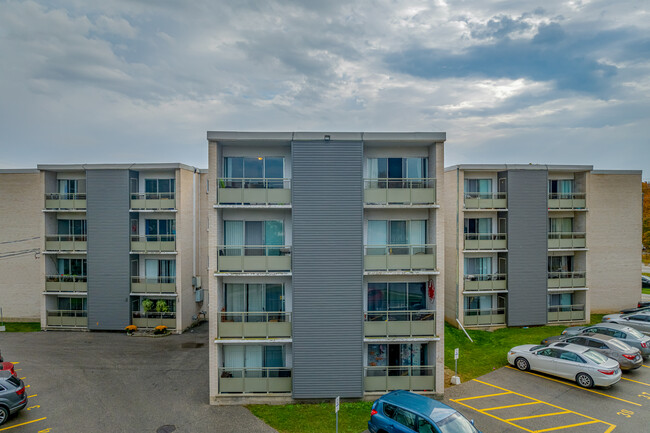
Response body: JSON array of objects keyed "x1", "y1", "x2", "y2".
[{"x1": 207, "y1": 132, "x2": 446, "y2": 403}]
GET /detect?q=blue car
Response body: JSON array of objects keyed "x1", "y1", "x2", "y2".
[{"x1": 368, "y1": 390, "x2": 481, "y2": 433}]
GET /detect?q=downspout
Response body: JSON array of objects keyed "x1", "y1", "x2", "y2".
[
  {"x1": 456, "y1": 167, "x2": 460, "y2": 321},
  {"x1": 193, "y1": 168, "x2": 197, "y2": 278}
]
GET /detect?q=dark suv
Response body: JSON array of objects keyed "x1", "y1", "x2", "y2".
[
  {"x1": 0, "y1": 371, "x2": 27, "y2": 426},
  {"x1": 368, "y1": 390, "x2": 481, "y2": 433}
]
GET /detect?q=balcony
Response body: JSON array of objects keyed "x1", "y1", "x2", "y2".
[
  {"x1": 131, "y1": 276, "x2": 176, "y2": 294},
  {"x1": 46, "y1": 310, "x2": 87, "y2": 328},
  {"x1": 364, "y1": 245, "x2": 436, "y2": 272},
  {"x1": 364, "y1": 178, "x2": 436, "y2": 206},
  {"x1": 548, "y1": 232, "x2": 586, "y2": 249},
  {"x1": 130, "y1": 193, "x2": 175, "y2": 210},
  {"x1": 217, "y1": 178, "x2": 291, "y2": 206},
  {"x1": 548, "y1": 193, "x2": 586, "y2": 210},
  {"x1": 46, "y1": 275, "x2": 87, "y2": 292},
  {"x1": 464, "y1": 233, "x2": 507, "y2": 250},
  {"x1": 464, "y1": 274, "x2": 507, "y2": 292},
  {"x1": 45, "y1": 235, "x2": 87, "y2": 252},
  {"x1": 217, "y1": 246, "x2": 291, "y2": 273},
  {"x1": 464, "y1": 192, "x2": 507, "y2": 209},
  {"x1": 464, "y1": 308, "x2": 506, "y2": 326},
  {"x1": 218, "y1": 312, "x2": 291, "y2": 338},
  {"x1": 132, "y1": 312, "x2": 176, "y2": 329},
  {"x1": 547, "y1": 304, "x2": 585, "y2": 322},
  {"x1": 547, "y1": 272, "x2": 586, "y2": 289},
  {"x1": 218, "y1": 367, "x2": 292, "y2": 394},
  {"x1": 130, "y1": 235, "x2": 176, "y2": 253},
  {"x1": 364, "y1": 311, "x2": 436, "y2": 338},
  {"x1": 364, "y1": 366, "x2": 435, "y2": 393},
  {"x1": 44, "y1": 193, "x2": 86, "y2": 211}
]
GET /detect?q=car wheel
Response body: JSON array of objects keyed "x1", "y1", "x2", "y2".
[
  {"x1": 515, "y1": 357, "x2": 530, "y2": 371},
  {"x1": 0, "y1": 406, "x2": 9, "y2": 426},
  {"x1": 576, "y1": 373, "x2": 594, "y2": 388}
]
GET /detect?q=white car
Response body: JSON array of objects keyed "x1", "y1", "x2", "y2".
[{"x1": 507, "y1": 342, "x2": 621, "y2": 388}]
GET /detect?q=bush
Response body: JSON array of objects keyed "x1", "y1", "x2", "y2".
[
  {"x1": 125, "y1": 325, "x2": 137, "y2": 334},
  {"x1": 154, "y1": 325, "x2": 168, "y2": 335},
  {"x1": 156, "y1": 300, "x2": 170, "y2": 313}
]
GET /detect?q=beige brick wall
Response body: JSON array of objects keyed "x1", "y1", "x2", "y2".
[
  {"x1": 433, "y1": 141, "x2": 446, "y2": 396},
  {"x1": 207, "y1": 142, "x2": 220, "y2": 403},
  {"x1": 586, "y1": 173, "x2": 642, "y2": 313},
  {"x1": 0, "y1": 172, "x2": 44, "y2": 321},
  {"x1": 443, "y1": 168, "x2": 462, "y2": 324}
]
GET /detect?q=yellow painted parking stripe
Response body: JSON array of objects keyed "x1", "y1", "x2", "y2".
[
  {"x1": 505, "y1": 365, "x2": 642, "y2": 407},
  {"x1": 454, "y1": 391, "x2": 512, "y2": 402},
  {"x1": 451, "y1": 399, "x2": 536, "y2": 433},
  {"x1": 0, "y1": 417, "x2": 46, "y2": 431},
  {"x1": 506, "y1": 411, "x2": 571, "y2": 421},
  {"x1": 641, "y1": 365, "x2": 650, "y2": 369},
  {"x1": 621, "y1": 377, "x2": 650, "y2": 387},
  {"x1": 482, "y1": 401, "x2": 539, "y2": 412},
  {"x1": 534, "y1": 420, "x2": 599, "y2": 432},
  {"x1": 19, "y1": 377, "x2": 25, "y2": 380},
  {"x1": 27, "y1": 394, "x2": 37, "y2": 398}
]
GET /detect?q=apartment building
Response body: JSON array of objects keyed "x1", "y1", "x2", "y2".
[
  {"x1": 0, "y1": 163, "x2": 207, "y2": 333},
  {"x1": 207, "y1": 132, "x2": 446, "y2": 404},
  {"x1": 443, "y1": 164, "x2": 642, "y2": 329}
]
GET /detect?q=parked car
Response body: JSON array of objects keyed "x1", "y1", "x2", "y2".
[
  {"x1": 0, "y1": 348, "x2": 3, "y2": 362},
  {"x1": 642, "y1": 276, "x2": 650, "y2": 289},
  {"x1": 0, "y1": 363, "x2": 16, "y2": 378},
  {"x1": 560, "y1": 323, "x2": 650, "y2": 358},
  {"x1": 508, "y1": 342, "x2": 621, "y2": 388},
  {"x1": 0, "y1": 371, "x2": 27, "y2": 426},
  {"x1": 603, "y1": 311, "x2": 650, "y2": 334},
  {"x1": 620, "y1": 305, "x2": 650, "y2": 314},
  {"x1": 540, "y1": 334, "x2": 643, "y2": 370},
  {"x1": 368, "y1": 390, "x2": 482, "y2": 433}
]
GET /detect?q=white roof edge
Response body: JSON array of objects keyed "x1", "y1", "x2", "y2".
[
  {"x1": 0, "y1": 169, "x2": 40, "y2": 174},
  {"x1": 445, "y1": 164, "x2": 594, "y2": 172},
  {"x1": 37, "y1": 163, "x2": 200, "y2": 172},
  {"x1": 207, "y1": 131, "x2": 446, "y2": 142},
  {"x1": 591, "y1": 170, "x2": 642, "y2": 175}
]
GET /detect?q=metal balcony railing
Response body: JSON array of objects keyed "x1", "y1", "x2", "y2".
[
  {"x1": 217, "y1": 178, "x2": 291, "y2": 205},
  {"x1": 130, "y1": 192, "x2": 176, "y2": 210},
  {"x1": 464, "y1": 273, "x2": 507, "y2": 291},
  {"x1": 131, "y1": 311, "x2": 176, "y2": 329},
  {"x1": 364, "y1": 244, "x2": 436, "y2": 272},
  {"x1": 218, "y1": 312, "x2": 292, "y2": 338},
  {"x1": 548, "y1": 232, "x2": 586, "y2": 249},
  {"x1": 218, "y1": 367, "x2": 292, "y2": 394},
  {"x1": 364, "y1": 178, "x2": 436, "y2": 205},
  {"x1": 463, "y1": 308, "x2": 506, "y2": 326},
  {"x1": 217, "y1": 245, "x2": 291, "y2": 272},
  {"x1": 364, "y1": 366, "x2": 435, "y2": 393},
  {"x1": 45, "y1": 235, "x2": 87, "y2": 252},
  {"x1": 44, "y1": 193, "x2": 87, "y2": 210},
  {"x1": 464, "y1": 192, "x2": 507, "y2": 209},
  {"x1": 463, "y1": 233, "x2": 507, "y2": 250},
  {"x1": 130, "y1": 235, "x2": 176, "y2": 253},
  {"x1": 131, "y1": 276, "x2": 176, "y2": 293},
  {"x1": 548, "y1": 193, "x2": 586, "y2": 210},
  {"x1": 364, "y1": 310, "x2": 436, "y2": 338},
  {"x1": 547, "y1": 271, "x2": 586, "y2": 288},
  {"x1": 45, "y1": 275, "x2": 87, "y2": 292},
  {"x1": 547, "y1": 304, "x2": 585, "y2": 322},
  {"x1": 46, "y1": 309, "x2": 87, "y2": 327}
]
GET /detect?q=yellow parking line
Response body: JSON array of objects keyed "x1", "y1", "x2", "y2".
[
  {"x1": 20, "y1": 377, "x2": 25, "y2": 380},
  {"x1": 621, "y1": 377, "x2": 650, "y2": 387},
  {"x1": 506, "y1": 411, "x2": 571, "y2": 421},
  {"x1": 535, "y1": 420, "x2": 599, "y2": 432},
  {"x1": 454, "y1": 391, "x2": 512, "y2": 402},
  {"x1": 482, "y1": 401, "x2": 539, "y2": 412},
  {"x1": 27, "y1": 394, "x2": 37, "y2": 398},
  {"x1": 642, "y1": 365, "x2": 650, "y2": 369},
  {"x1": 505, "y1": 365, "x2": 642, "y2": 407},
  {"x1": 0, "y1": 417, "x2": 46, "y2": 431},
  {"x1": 8, "y1": 362, "x2": 19, "y2": 365},
  {"x1": 451, "y1": 399, "x2": 536, "y2": 433}
]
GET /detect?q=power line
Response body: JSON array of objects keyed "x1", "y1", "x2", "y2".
[
  {"x1": 0, "y1": 236, "x2": 40, "y2": 245},
  {"x1": 0, "y1": 248, "x2": 41, "y2": 260}
]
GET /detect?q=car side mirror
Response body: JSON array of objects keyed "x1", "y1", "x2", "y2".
[{"x1": 471, "y1": 419, "x2": 475, "y2": 425}]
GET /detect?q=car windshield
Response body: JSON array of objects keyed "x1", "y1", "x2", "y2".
[
  {"x1": 437, "y1": 412, "x2": 479, "y2": 433},
  {"x1": 608, "y1": 339, "x2": 632, "y2": 351},
  {"x1": 529, "y1": 345, "x2": 546, "y2": 351},
  {"x1": 582, "y1": 350, "x2": 609, "y2": 364},
  {"x1": 625, "y1": 328, "x2": 644, "y2": 339}
]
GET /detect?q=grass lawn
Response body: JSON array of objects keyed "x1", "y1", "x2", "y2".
[
  {"x1": 643, "y1": 288, "x2": 650, "y2": 295},
  {"x1": 1, "y1": 322, "x2": 41, "y2": 332},
  {"x1": 248, "y1": 401, "x2": 373, "y2": 433}
]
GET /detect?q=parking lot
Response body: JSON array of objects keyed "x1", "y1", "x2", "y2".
[
  {"x1": 0, "y1": 323, "x2": 275, "y2": 433},
  {"x1": 444, "y1": 359, "x2": 650, "y2": 432}
]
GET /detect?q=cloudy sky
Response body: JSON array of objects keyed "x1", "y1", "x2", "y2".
[{"x1": 0, "y1": 0, "x2": 648, "y2": 174}]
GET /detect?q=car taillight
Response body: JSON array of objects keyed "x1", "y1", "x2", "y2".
[
  {"x1": 623, "y1": 354, "x2": 636, "y2": 360},
  {"x1": 16, "y1": 386, "x2": 25, "y2": 397},
  {"x1": 642, "y1": 342, "x2": 647, "y2": 348},
  {"x1": 370, "y1": 409, "x2": 378, "y2": 416},
  {"x1": 561, "y1": 330, "x2": 567, "y2": 335},
  {"x1": 598, "y1": 369, "x2": 615, "y2": 375}
]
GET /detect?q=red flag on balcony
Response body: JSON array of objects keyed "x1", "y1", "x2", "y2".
[{"x1": 428, "y1": 280, "x2": 435, "y2": 301}]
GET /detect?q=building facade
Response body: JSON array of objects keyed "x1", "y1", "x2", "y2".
[
  {"x1": 0, "y1": 164, "x2": 207, "y2": 332},
  {"x1": 443, "y1": 164, "x2": 642, "y2": 329},
  {"x1": 207, "y1": 132, "x2": 446, "y2": 404}
]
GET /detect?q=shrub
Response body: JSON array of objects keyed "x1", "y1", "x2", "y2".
[
  {"x1": 142, "y1": 299, "x2": 154, "y2": 312},
  {"x1": 125, "y1": 325, "x2": 137, "y2": 334},
  {"x1": 154, "y1": 325, "x2": 168, "y2": 334},
  {"x1": 155, "y1": 300, "x2": 170, "y2": 313}
]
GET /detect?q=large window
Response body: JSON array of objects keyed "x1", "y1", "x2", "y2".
[
  {"x1": 367, "y1": 158, "x2": 428, "y2": 188},
  {"x1": 367, "y1": 282, "x2": 426, "y2": 312},
  {"x1": 464, "y1": 257, "x2": 492, "y2": 276},
  {"x1": 464, "y1": 218, "x2": 492, "y2": 234},
  {"x1": 223, "y1": 220, "x2": 284, "y2": 255},
  {"x1": 57, "y1": 179, "x2": 85, "y2": 195},
  {"x1": 144, "y1": 178, "x2": 175, "y2": 198},
  {"x1": 131, "y1": 297, "x2": 176, "y2": 313},
  {"x1": 224, "y1": 157, "x2": 284, "y2": 188},
  {"x1": 367, "y1": 220, "x2": 426, "y2": 254},
  {"x1": 464, "y1": 295, "x2": 505, "y2": 313},
  {"x1": 145, "y1": 219, "x2": 176, "y2": 241},
  {"x1": 548, "y1": 256, "x2": 574, "y2": 273},
  {"x1": 57, "y1": 219, "x2": 87, "y2": 236},
  {"x1": 222, "y1": 345, "x2": 287, "y2": 377},
  {"x1": 224, "y1": 283, "x2": 285, "y2": 321},
  {"x1": 57, "y1": 258, "x2": 87, "y2": 276},
  {"x1": 548, "y1": 293, "x2": 573, "y2": 307},
  {"x1": 464, "y1": 179, "x2": 492, "y2": 196},
  {"x1": 57, "y1": 297, "x2": 87, "y2": 311},
  {"x1": 549, "y1": 218, "x2": 573, "y2": 233},
  {"x1": 367, "y1": 344, "x2": 428, "y2": 368},
  {"x1": 549, "y1": 179, "x2": 574, "y2": 197},
  {"x1": 145, "y1": 259, "x2": 176, "y2": 282}
]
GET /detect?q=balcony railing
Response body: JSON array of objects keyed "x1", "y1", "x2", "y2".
[
  {"x1": 45, "y1": 235, "x2": 87, "y2": 252},
  {"x1": 364, "y1": 310, "x2": 436, "y2": 338},
  {"x1": 364, "y1": 366, "x2": 435, "y2": 393},
  {"x1": 464, "y1": 274, "x2": 507, "y2": 291},
  {"x1": 130, "y1": 192, "x2": 176, "y2": 210},
  {"x1": 548, "y1": 232, "x2": 586, "y2": 249},
  {"x1": 464, "y1": 192, "x2": 507, "y2": 209},
  {"x1": 548, "y1": 304, "x2": 585, "y2": 322},
  {"x1": 364, "y1": 178, "x2": 436, "y2": 205},
  {"x1": 548, "y1": 193, "x2": 586, "y2": 210},
  {"x1": 217, "y1": 245, "x2": 291, "y2": 273},
  {"x1": 547, "y1": 271, "x2": 586, "y2": 288},
  {"x1": 464, "y1": 233, "x2": 507, "y2": 250},
  {"x1": 218, "y1": 312, "x2": 292, "y2": 338},
  {"x1": 132, "y1": 312, "x2": 176, "y2": 329},
  {"x1": 218, "y1": 367, "x2": 292, "y2": 394},
  {"x1": 46, "y1": 275, "x2": 87, "y2": 292},
  {"x1": 217, "y1": 178, "x2": 291, "y2": 206},
  {"x1": 45, "y1": 193, "x2": 86, "y2": 210},
  {"x1": 463, "y1": 308, "x2": 506, "y2": 326},
  {"x1": 130, "y1": 235, "x2": 176, "y2": 253},
  {"x1": 131, "y1": 276, "x2": 176, "y2": 294},
  {"x1": 46, "y1": 309, "x2": 87, "y2": 327},
  {"x1": 364, "y1": 244, "x2": 436, "y2": 272}
]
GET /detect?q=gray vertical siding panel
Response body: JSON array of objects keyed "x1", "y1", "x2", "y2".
[
  {"x1": 507, "y1": 170, "x2": 548, "y2": 326},
  {"x1": 291, "y1": 140, "x2": 363, "y2": 399},
  {"x1": 86, "y1": 170, "x2": 131, "y2": 330}
]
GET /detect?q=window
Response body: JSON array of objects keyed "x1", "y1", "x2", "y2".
[
  {"x1": 367, "y1": 343, "x2": 428, "y2": 369},
  {"x1": 464, "y1": 218, "x2": 492, "y2": 234},
  {"x1": 367, "y1": 158, "x2": 428, "y2": 188},
  {"x1": 367, "y1": 282, "x2": 426, "y2": 313},
  {"x1": 224, "y1": 283, "x2": 285, "y2": 321},
  {"x1": 383, "y1": 402, "x2": 397, "y2": 419},
  {"x1": 566, "y1": 337, "x2": 587, "y2": 346},
  {"x1": 57, "y1": 219, "x2": 87, "y2": 236},
  {"x1": 417, "y1": 418, "x2": 435, "y2": 433},
  {"x1": 145, "y1": 219, "x2": 176, "y2": 241},
  {"x1": 145, "y1": 178, "x2": 175, "y2": 198},
  {"x1": 548, "y1": 256, "x2": 574, "y2": 273},
  {"x1": 224, "y1": 157, "x2": 285, "y2": 188},
  {"x1": 582, "y1": 350, "x2": 608, "y2": 364},
  {"x1": 558, "y1": 351, "x2": 584, "y2": 363},
  {"x1": 57, "y1": 297, "x2": 87, "y2": 311},
  {"x1": 367, "y1": 220, "x2": 426, "y2": 254},
  {"x1": 57, "y1": 258, "x2": 87, "y2": 276},
  {"x1": 549, "y1": 179, "x2": 574, "y2": 197},
  {"x1": 465, "y1": 295, "x2": 505, "y2": 313},
  {"x1": 222, "y1": 345, "x2": 286, "y2": 377},
  {"x1": 464, "y1": 179, "x2": 492, "y2": 197},
  {"x1": 549, "y1": 218, "x2": 573, "y2": 233},
  {"x1": 537, "y1": 348, "x2": 560, "y2": 358},
  {"x1": 131, "y1": 297, "x2": 176, "y2": 313},
  {"x1": 145, "y1": 259, "x2": 176, "y2": 283},
  {"x1": 393, "y1": 407, "x2": 417, "y2": 430},
  {"x1": 57, "y1": 179, "x2": 85, "y2": 195},
  {"x1": 548, "y1": 293, "x2": 573, "y2": 307},
  {"x1": 223, "y1": 220, "x2": 284, "y2": 256},
  {"x1": 464, "y1": 257, "x2": 492, "y2": 276}
]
